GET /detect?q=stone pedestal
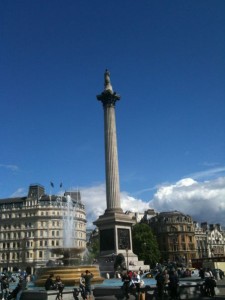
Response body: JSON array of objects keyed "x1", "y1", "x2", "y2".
[{"x1": 93, "y1": 211, "x2": 136, "y2": 258}]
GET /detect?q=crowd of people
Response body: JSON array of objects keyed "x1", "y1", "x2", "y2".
[
  {"x1": 199, "y1": 267, "x2": 218, "y2": 297},
  {"x1": 78, "y1": 270, "x2": 94, "y2": 300},
  {"x1": 121, "y1": 270, "x2": 145, "y2": 299},
  {"x1": 0, "y1": 264, "x2": 222, "y2": 300},
  {"x1": 0, "y1": 272, "x2": 28, "y2": 300},
  {"x1": 0, "y1": 269, "x2": 94, "y2": 300},
  {"x1": 45, "y1": 273, "x2": 65, "y2": 300},
  {"x1": 45, "y1": 270, "x2": 94, "y2": 300},
  {"x1": 119, "y1": 264, "x2": 221, "y2": 300}
]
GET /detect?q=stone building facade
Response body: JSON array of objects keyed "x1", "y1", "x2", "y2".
[
  {"x1": 0, "y1": 184, "x2": 86, "y2": 274},
  {"x1": 195, "y1": 222, "x2": 225, "y2": 259},
  {"x1": 147, "y1": 211, "x2": 197, "y2": 266}
]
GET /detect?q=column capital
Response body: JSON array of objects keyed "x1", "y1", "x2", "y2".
[{"x1": 97, "y1": 90, "x2": 120, "y2": 107}]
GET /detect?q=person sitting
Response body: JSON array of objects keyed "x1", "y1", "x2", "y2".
[
  {"x1": 79, "y1": 273, "x2": 87, "y2": 300},
  {"x1": 131, "y1": 271, "x2": 141, "y2": 295}
]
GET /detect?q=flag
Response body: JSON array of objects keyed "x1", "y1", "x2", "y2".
[
  {"x1": 60, "y1": 182, "x2": 63, "y2": 188},
  {"x1": 50, "y1": 182, "x2": 54, "y2": 188}
]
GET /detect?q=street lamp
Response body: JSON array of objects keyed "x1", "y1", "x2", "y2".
[{"x1": 125, "y1": 247, "x2": 129, "y2": 270}]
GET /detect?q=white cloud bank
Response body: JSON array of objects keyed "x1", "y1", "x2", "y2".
[
  {"x1": 150, "y1": 177, "x2": 225, "y2": 225},
  {"x1": 80, "y1": 177, "x2": 225, "y2": 228},
  {"x1": 80, "y1": 184, "x2": 149, "y2": 228}
]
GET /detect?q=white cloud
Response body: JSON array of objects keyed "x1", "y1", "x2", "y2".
[
  {"x1": 188, "y1": 167, "x2": 225, "y2": 180},
  {"x1": 79, "y1": 177, "x2": 225, "y2": 228},
  {"x1": 120, "y1": 191, "x2": 149, "y2": 213},
  {"x1": 0, "y1": 164, "x2": 19, "y2": 171},
  {"x1": 150, "y1": 177, "x2": 225, "y2": 226},
  {"x1": 80, "y1": 184, "x2": 106, "y2": 228},
  {"x1": 11, "y1": 188, "x2": 26, "y2": 198},
  {"x1": 80, "y1": 184, "x2": 149, "y2": 228}
]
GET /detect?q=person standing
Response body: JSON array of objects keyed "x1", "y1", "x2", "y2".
[
  {"x1": 83, "y1": 270, "x2": 93, "y2": 300},
  {"x1": 122, "y1": 271, "x2": 131, "y2": 299},
  {"x1": 1, "y1": 275, "x2": 9, "y2": 300},
  {"x1": 168, "y1": 270, "x2": 179, "y2": 300},
  {"x1": 54, "y1": 276, "x2": 64, "y2": 300},
  {"x1": 163, "y1": 270, "x2": 170, "y2": 296},
  {"x1": 44, "y1": 273, "x2": 55, "y2": 290},
  {"x1": 155, "y1": 270, "x2": 166, "y2": 299},
  {"x1": 15, "y1": 275, "x2": 28, "y2": 300}
]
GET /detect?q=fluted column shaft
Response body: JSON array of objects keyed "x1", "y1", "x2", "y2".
[
  {"x1": 103, "y1": 102, "x2": 122, "y2": 212},
  {"x1": 97, "y1": 70, "x2": 123, "y2": 214}
]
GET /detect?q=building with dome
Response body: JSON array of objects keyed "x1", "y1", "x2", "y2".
[{"x1": 147, "y1": 210, "x2": 197, "y2": 266}]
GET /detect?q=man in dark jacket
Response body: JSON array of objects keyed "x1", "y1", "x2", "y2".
[
  {"x1": 45, "y1": 273, "x2": 55, "y2": 290},
  {"x1": 168, "y1": 270, "x2": 179, "y2": 300}
]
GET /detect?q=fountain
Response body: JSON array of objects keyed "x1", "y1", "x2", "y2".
[{"x1": 35, "y1": 193, "x2": 104, "y2": 287}]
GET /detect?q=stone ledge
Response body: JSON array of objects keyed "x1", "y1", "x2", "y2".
[{"x1": 20, "y1": 289, "x2": 75, "y2": 300}]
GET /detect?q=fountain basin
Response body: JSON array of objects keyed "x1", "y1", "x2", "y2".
[{"x1": 35, "y1": 265, "x2": 104, "y2": 287}]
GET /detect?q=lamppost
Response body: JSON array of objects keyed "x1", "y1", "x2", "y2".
[{"x1": 125, "y1": 247, "x2": 129, "y2": 270}]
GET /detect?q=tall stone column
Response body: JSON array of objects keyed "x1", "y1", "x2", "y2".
[
  {"x1": 94, "y1": 70, "x2": 136, "y2": 259},
  {"x1": 97, "y1": 69, "x2": 123, "y2": 213}
]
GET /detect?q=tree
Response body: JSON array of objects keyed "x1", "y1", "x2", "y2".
[
  {"x1": 132, "y1": 223, "x2": 160, "y2": 268},
  {"x1": 85, "y1": 234, "x2": 100, "y2": 263}
]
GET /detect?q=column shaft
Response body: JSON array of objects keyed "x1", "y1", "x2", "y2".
[{"x1": 104, "y1": 104, "x2": 122, "y2": 212}]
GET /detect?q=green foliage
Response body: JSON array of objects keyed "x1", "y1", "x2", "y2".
[
  {"x1": 86, "y1": 237, "x2": 100, "y2": 262},
  {"x1": 132, "y1": 223, "x2": 160, "y2": 267},
  {"x1": 90, "y1": 238, "x2": 100, "y2": 256},
  {"x1": 83, "y1": 237, "x2": 99, "y2": 264}
]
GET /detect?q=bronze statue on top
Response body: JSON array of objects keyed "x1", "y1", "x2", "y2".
[{"x1": 104, "y1": 69, "x2": 113, "y2": 92}]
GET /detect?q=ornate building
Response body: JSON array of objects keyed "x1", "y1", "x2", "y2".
[
  {"x1": 147, "y1": 211, "x2": 197, "y2": 266},
  {"x1": 0, "y1": 184, "x2": 86, "y2": 274},
  {"x1": 195, "y1": 222, "x2": 225, "y2": 259}
]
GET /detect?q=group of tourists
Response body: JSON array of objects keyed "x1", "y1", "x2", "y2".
[
  {"x1": 78, "y1": 270, "x2": 94, "y2": 300},
  {"x1": 45, "y1": 273, "x2": 65, "y2": 300},
  {"x1": 154, "y1": 266, "x2": 218, "y2": 299},
  {"x1": 199, "y1": 267, "x2": 217, "y2": 297},
  {"x1": 154, "y1": 269, "x2": 179, "y2": 300},
  {"x1": 45, "y1": 269, "x2": 94, "y2": 300},
  {"x1": 121, "y1": 270, "x2": 144, "y2": 299},
  {"x1": 0, "y1": 272, "x2": 28, "y2": 300}
]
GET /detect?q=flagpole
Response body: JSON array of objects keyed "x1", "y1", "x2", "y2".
[{"x1": 50, "y1": 181, "x2": 54, "y2": 205}]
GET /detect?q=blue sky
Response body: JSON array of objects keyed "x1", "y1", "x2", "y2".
[{"x1": 1, "y1": 0, "x2": 225, "y2": 227}]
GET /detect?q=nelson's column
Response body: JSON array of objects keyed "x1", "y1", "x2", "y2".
[{"x1": 94, "y1": 70, "x2": 137, "y2": 261}]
